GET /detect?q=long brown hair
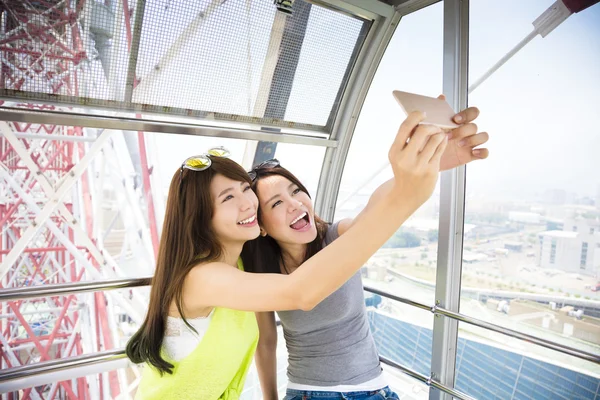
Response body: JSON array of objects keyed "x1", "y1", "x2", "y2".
[
  {"x1": 126, "y1": 156, "x2": 251, "y2": 375},
  {"x1": 241, "y1": 166, "x2": 328, "y2": 275}
]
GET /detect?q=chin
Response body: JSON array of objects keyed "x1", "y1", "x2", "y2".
[
  {"x1": 296, "y1": 227, "x2": 318, "y2": 244},
  {"x1": 245, "y1": 228, "x2": 261, "y2": 240}
]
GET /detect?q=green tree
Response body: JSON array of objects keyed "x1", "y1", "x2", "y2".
[
  {"x1": 383, "y1": 230, "x2": 421, "y2": 248},
  {"x1": 427, "y1": 229, "x2": 439, "y2": 242}
]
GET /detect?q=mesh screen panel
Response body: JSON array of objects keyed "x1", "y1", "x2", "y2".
[{"x1": 0, "y1": 0, "x2": 369, "y2": 131}]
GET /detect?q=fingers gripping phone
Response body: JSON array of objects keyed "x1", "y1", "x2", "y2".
[{"x1": 392, "y1": 90, "x2": 459, "y2": 130}]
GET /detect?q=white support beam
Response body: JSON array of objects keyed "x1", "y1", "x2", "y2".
[
  {"x1": 0, "y1": 125, "x2": 114, "y2": 280},
  {"x1": 0, "y1": 162, "x2": 145, "y2": 324},
  {"x1": 1, "y1": 125, "x2": 152, "y2": 289}
]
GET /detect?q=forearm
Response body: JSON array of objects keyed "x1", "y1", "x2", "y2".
[
  {"x1": 352, "y1": 178, "x2": 395, "y2": 228},
  {"x1": 291, "y1": 192, "x2": 418, "y2": 310},
  {"x1": 255, "y1": 345, "x2": 278, "y2": 400}
]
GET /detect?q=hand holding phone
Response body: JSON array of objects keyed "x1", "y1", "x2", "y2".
[{"x1": 393, "y1": 90, "x2": 459, "y2": 130}]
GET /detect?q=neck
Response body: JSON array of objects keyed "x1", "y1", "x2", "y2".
[
  {"x1": 220, "y1": 241, "x2": 244, "y2": 267},
  {"x1": 279, "y1": 242, "x2": 307, "y2": 273}
]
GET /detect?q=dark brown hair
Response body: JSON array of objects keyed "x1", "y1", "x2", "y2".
[
  {"x1": 126, "y1": 156, "x2": 251, "y2": 375},
  {"x1": 241, "y1": 166, "x2": 328, "y2": 275}
]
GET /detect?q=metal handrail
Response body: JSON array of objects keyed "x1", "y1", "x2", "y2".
[
  {"x1": 1, "y1": 276, "x2": 597, "y2": 364},
  {"x1": 364, "y1": 285, "x2": 600, "y2": 365},
  {"x1": 379, "y1": 356, "x2": 476, "y2": 400},
  {"x1": 1, "y1": 277, "x2": 597, "y2": 364},
  {"x1": 0, "y1": 349, "x2": 126, "y2": 383},
  {"x1": 0, "y1": 276, "x2": 152, "y2": 302},
  {"x1": 0, "y1": 347, "x2": 476, "y2": 400}
]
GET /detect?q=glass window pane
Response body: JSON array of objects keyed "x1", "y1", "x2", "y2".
[
  {"x1": 455, "y1": 323, "x2": 600, "y2": 400},
  {"x1": 368, "y1": 299, "x2": 434, "y2": 387},
  {"x1": 0, "y1": 125, "x2": 157, "y2": 283},
  {"x1": 382, "y1": 363, "x2": 430, "y2": 399},
  {"x1": 333, "y1": 2, "x2": 443, "y2": 395},
  {"x1": 460, "y1": 1, "x2": 600, "y2": 398},
  {"x1": 0, "y1": 288, "x2": 146, "y2": 370},
  {"x1": 273, "y1": 143, "x2": 326, "y2": 199},
  {"x1": 335, "y1": 2, "x2": 443, "y2": 305}
]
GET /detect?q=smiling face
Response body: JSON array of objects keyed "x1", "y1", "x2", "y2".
[
  {"x1": 255, "y1": 174, "x2": 318, "y2": 246},
  {"x1": 210, "y1": 174, "x2": 260, "y2": 245}
]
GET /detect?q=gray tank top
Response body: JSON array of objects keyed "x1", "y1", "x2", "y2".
[{"x1": 277, "y1": 222, "x2": 382, "y2": 386}]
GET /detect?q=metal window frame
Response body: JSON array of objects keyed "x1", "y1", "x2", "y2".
[
  {"x1": 430, "y1": 1, "x2": 470, "y2": 399},
  {"x1": 0, "y1": 107, "x2": 336, "y2": 147},
  {"x1": 314, "y1": 0, "x2": 440, "y2": 221}
]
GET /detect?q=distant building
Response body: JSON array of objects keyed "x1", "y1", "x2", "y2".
[
  {"x1": 538, "y1": 218, "x2": 600, "y2": 277},
  {"x1": 545, "y1": 218, "x2": 564, "y2": 231},
  {"x1": 463, "y1": 251, "x2": 488, "y2": 263},
  {"x1": 504, "y1": 241, "x2": 523, "y2": 252}
]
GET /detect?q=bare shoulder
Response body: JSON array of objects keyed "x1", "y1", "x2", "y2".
[
  {"x1": 187, "y1": 261, "x2": 239, "y2": 283},
  {"x1": 183, "y1": 261, "x2": 242, "y2": 307},
  {"x1": 336, "y1": 218, "x2": 354, "y2": 236}
]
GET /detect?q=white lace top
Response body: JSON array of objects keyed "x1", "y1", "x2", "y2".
[{"x1": 162, "y1": 310, "x2": 214, "y2": 361}]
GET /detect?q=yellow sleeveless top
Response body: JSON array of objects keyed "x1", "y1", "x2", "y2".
[{"x1": 135, "y1": 259, "x2": 259, "y2": 400}]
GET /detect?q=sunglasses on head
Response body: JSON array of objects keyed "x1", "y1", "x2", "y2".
[
  {"x1": 179, "y1": 146, "x2": 231, "y2": 188},
  {"x1": 248, "y1": 159, "x2": 280, "y2": 182}
]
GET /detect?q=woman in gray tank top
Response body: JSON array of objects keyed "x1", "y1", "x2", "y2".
[{"x1": 241, "y1": 105, "x2": 488, "y2": 400}]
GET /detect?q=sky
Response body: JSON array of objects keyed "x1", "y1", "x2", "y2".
[{"x1": 142, "y1": 0, "x2": 600, "y2": 215}]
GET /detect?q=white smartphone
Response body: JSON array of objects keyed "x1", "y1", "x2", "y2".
[{"x1": 392, "y1": 90, "x2": 459, "y2": 130}]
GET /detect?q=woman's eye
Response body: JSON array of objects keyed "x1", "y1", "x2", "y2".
[
  {"x1": 272, "y1": 200, "x2": 282, "y2": 208},
  {"x1": 223, "y1": 195, "x2": 234, "y2": 202},
  {"x1": 243, "y1": 185, "x2": 251, "y2": 192},
  {"x1": 292, "y1": 188, "x2": 301, "y2": 195}
]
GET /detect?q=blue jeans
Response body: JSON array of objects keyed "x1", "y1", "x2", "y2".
[{"x1": 283, "y1": 386, "x2": 399, "y2": 400}]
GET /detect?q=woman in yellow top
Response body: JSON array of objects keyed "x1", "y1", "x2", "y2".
[{"x1": 126, "y1": 111, "x2": 447, "y2": 399}]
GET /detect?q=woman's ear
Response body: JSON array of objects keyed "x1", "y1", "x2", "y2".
[{"x1": 259, "y1": 226, "x2": 268, "y2": 237}]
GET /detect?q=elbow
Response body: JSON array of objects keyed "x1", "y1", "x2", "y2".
[
  {"x1": 297, "y1": 294, "x2": 318, "y2": 311},
  {"x1": 287, "y1": 276, "x2": 319, "y2": 311}
]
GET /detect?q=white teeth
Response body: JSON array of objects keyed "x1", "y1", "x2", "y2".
[
  {"x1": 290, "y1": 212, "x2": 307, "y2": 225},
  {"x1": 238, "y1": 215, "x2": 256, "y2": 225}
]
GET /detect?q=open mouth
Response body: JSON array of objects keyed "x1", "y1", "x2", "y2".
[
  {"x1": 289, "y1": 212, "x2": 310, "y2": 230},
  {"x1": 237, "y1": 215, "x2": 257, "y2": 226}
]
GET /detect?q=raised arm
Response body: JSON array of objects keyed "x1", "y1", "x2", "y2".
[
  {"x1": 185, "y1": 112, "x2": 447, "y2": 312},
  {"x1": 338, "y1": 103, "x2": 487, "y2": 237}
]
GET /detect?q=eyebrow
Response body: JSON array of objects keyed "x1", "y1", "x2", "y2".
[
  {"x1": 218, "y1": 187, "x2": 234, "y2": 198},
  {"x1": 264, "y1": 183, "x2": 296, "y2": 205},
  {"x1": 218, "y1": 182, "x2": 248, "y2": 198}
]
